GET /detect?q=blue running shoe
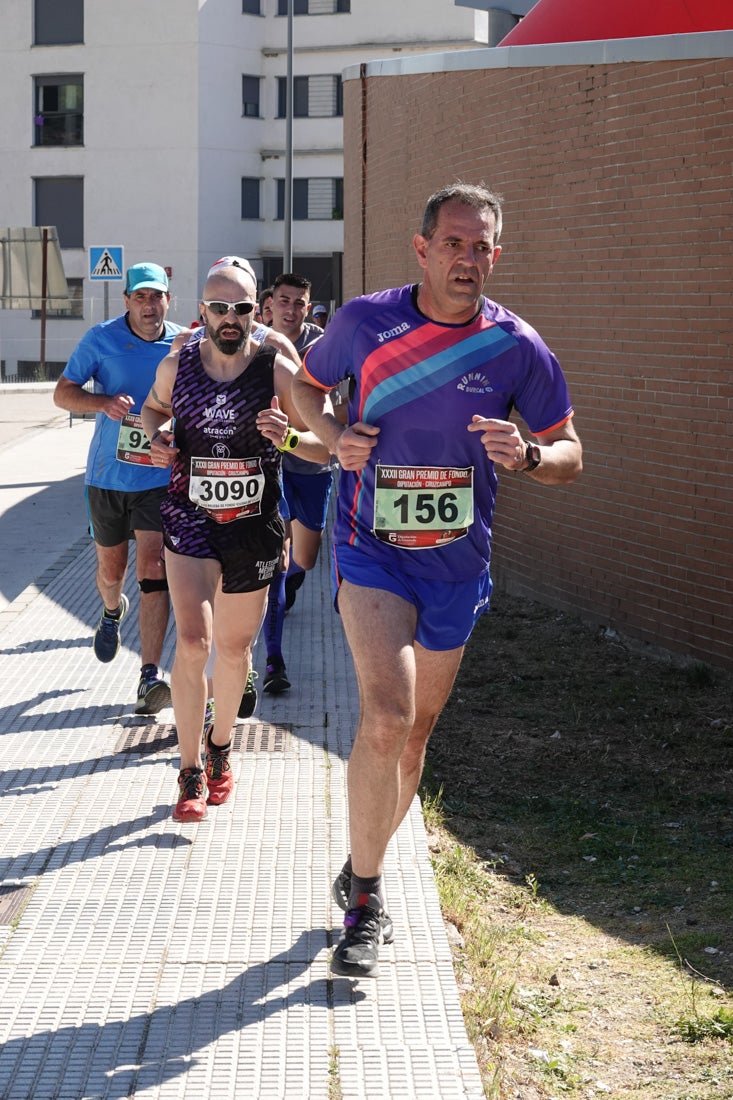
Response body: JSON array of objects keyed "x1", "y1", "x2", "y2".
[{"x1": 93, "y1": 594, "x2": 129, "y2": 663}]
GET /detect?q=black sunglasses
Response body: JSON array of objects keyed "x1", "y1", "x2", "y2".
[{"x1": 202, "y1": 300, "x2": 255, "y2": 317}]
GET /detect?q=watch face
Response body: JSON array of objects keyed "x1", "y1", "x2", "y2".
[{"x1": 525, "y1": 443, "x2": 541, "y2": 470}]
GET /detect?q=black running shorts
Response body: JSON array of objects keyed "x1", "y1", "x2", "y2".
[{"x1": 86, "y1": 486, "x2": 167, "y2": 546}]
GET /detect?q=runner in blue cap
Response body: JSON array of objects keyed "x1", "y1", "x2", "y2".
[{"x1": 53, "y1": 262, "x2": 185, "y2": 714}]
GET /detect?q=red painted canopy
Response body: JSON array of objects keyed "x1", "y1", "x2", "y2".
[{"x1": 498, "y1": 0, "x2": 733, "y2": 46}]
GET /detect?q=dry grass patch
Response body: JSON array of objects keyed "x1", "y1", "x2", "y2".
[{"x1": 423, "y1": 592, "x2": 733, "y2": 1099}]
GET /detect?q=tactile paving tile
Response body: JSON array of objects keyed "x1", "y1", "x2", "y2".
[{"x1": 0, "y1": 507, "x2": 484, "y2": 1098}]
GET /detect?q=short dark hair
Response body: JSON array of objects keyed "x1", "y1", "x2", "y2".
[
  {"x1": 421, "y1": 182, "x2": 503, "y2": 244},
  {"x1": 259, "y1": 286, "x2": 274, "y2": 310},
  {"x1": 273, "y1": 272, "x2": 312, "y2": 296}
]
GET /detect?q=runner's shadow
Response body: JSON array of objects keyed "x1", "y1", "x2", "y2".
[
  {"x1": 0, "y1": 929, "x2": 363, "y2": 1099},
  {"x1": 0, "y1": 472, "x2": 88, "y2": 608},
  {"x1": 0, "y1": 638, "x2": 92, "y2": 655},
  {"x1": 0, "y1": 799, "x2": 189, "y2": 881},
  {"x1": 0, "y1": 688, "x2": 178, "y2": 738},
  {"x1": 0, "y1": 703, "x2": 171, "y2": 735}
]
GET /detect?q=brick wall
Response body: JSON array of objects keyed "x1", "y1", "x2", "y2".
[{"x1": 343, "y1": 56, "x2": 733, "y2": 670}]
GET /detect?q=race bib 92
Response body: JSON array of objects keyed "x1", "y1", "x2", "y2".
[{"x1": 116, "y1": 413, "x2": 153, "y2": 466}]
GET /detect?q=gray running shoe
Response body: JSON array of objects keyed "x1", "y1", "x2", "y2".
[
  {"x1": 93, "y1": 594, "x2": 129, "y2": 663},
  {"x1": 135, "y1": 671, "x2": 171, "y2": 715}
]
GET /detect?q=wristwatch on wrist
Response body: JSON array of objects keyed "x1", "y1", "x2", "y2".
[
  {"x1": 522, "y1": 440, "x2": 541, "y2": 472},
  {"x1": 277, "y1": 426, "x2": 300, "y2": 452}
]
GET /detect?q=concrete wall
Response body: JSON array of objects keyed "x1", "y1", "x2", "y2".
[{"x1": 343, "y1": 35, "x2": 733, "y2": 670}]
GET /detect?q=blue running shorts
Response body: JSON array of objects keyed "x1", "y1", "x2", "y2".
[
  {"x1": 332, "y1": 542, "x2": 492, "y2": 652},
  {"x1": 283, "y1": 469, "x2": 334, "y2": 532}
]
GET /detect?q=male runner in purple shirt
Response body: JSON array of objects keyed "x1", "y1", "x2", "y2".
[{"x1": 293, "y1": 182, "x2": 583, "y2": 978}]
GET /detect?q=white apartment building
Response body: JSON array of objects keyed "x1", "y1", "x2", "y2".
[{"x1": 0, "y1": 0, "x2": 515, "y2": 381}]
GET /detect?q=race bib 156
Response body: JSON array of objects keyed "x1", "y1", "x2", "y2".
[{"x1": 373, "y1": 464, "x2": 474, "y2": 549}]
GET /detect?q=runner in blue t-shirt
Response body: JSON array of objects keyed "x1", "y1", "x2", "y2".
[
  {"x1": 292, "y1": 183, "x2": 584, "y2": 979},
  {"x1": 54, "y1": 263, "x2": 185, "y2": 714}
]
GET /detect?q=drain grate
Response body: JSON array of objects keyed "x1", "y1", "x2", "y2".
[
  {"x1": 116, "y1": 721, "x2": 177, "y2": 755},
  {"x1": 115, "y1": 720, "x2": 290, "y2": 755},
  {"x1": 239, "y1": 721, "x2": 290, "y2": 753},
  {"x1": 0, "y1": 884, "x2": 33, "y2": 925}
]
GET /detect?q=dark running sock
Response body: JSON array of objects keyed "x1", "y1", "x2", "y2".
[
  {"x1": 349, "y1": 872, "x2": 383, "y2": 911},
  {"x1": 207, "y1": 729, "x2": 231, "y2": 754}
]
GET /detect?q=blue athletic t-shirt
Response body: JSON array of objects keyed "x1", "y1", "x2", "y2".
[
  {"x1": 301, "y1": 284, "x2": 574, "y2": 582},
  {"x1": 63, "y1": 314, "x2": 183, "y2": 491}
]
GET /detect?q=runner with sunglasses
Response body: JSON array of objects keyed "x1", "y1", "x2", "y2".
[{"x1": 141, "y1": 259, "x2": 329, "y2": 822}]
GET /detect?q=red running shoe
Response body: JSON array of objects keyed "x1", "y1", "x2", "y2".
[
  {"x1": 172, "y1": 767, "x2": 208, "y2": 822},
  {"x1": 205, "y1": 741, "x2": 234, "y2": 805}
]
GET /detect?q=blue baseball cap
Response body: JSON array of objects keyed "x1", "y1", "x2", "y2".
[{"x1": 125, "y1": 262, "x2": 169, "y2": 294}]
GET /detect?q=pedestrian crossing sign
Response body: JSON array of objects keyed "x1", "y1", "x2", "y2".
[{"x1": 89, "y1": 246, "x2": 124, "y2": 281}]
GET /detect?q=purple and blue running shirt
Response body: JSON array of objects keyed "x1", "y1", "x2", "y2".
[
  {"x1": 162, "y1": 338, "x2": 283, "y2": 534},
  {"x1": 301, "y1": 284, "x2": 574, "y2": 583}
]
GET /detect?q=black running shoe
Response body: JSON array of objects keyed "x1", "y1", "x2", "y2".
[
  {"x1": 263, "y1": 655, "x2": 290, "y2": 694},
  {"x1": 284, "y1": 570, "x2": 305, "y2": 611},
  {"x1": 237, "y1": 670, "x2": 258, "y2": 718},
  {"x1": 332, "y1": 864, "x2": 394, "y2": 944},
  {"x1": 331, "y1": 900, "x2": 384, "y2": 978}
]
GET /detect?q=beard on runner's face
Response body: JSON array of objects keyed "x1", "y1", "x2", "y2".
[{"x1": 208, "y1": 316, "x2": 250, "y2": 356}]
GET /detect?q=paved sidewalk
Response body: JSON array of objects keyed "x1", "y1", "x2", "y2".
[
  {"x1": 0, "y1": 384, "x2": 94, "y2": 613},
  {"x1": 0, "y1": 399, "x2": 484, "y2": 1100}
]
